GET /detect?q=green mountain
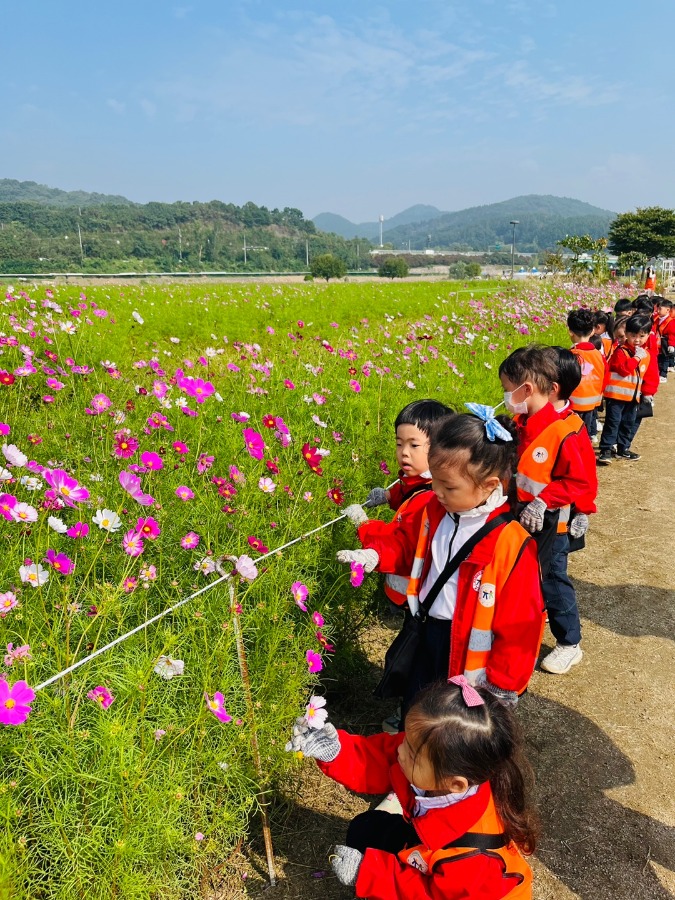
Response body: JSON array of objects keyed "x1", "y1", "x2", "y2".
[
  {"x1": 384, "y1": 195, "x2": 616, "y2": 252},
  {"x1": 313, "y1": 204, "x2": 444, "y2": 240},
  {"x1": 0, "y1": 179, "x2": 135, "y2": 207}
]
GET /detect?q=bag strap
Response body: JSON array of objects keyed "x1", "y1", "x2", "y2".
[
  {"x1": 399, "y1": 482, "x2": 432, "y2": 504},
  {"x1": 417, "y1": 512, "x2": 512, "y2": 621},
  {"x1": 443, "y1": 831, "x2": 508, "y2": 851}
]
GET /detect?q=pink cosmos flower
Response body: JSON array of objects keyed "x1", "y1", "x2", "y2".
[
  {"x1": 379, "y1": 461, "x2": 391, "y2": 475},
  {"x1": 204, "y1": 691, "x2": 232, "y2": 723},
  {"x1": 0, "y1": 679, "x2": 35, "y2": 725},
  {"x1": 312, "y1": 611, "x2": 325, "y2": 627},
  {"x1": 119, "y1": 470, "x2": 154, "y2": 506},
  {"x1": 291, "y1": 581, "x2": 309, "y2": 612},
  {"x1": 231, "y1": 412, "x2": 250, "y2": 423},
  {"x1": 85, "y1": 393, "x2": 112, "y2": 415},
  {"x1": 247, "y1": 535, "x2": 269, "y2": 554},
  {"x1": 235, "y1": 555, "x2": 258, "y2": 581},
  {"x1": 185, "y1": 377, "x2": 215, "y2": 403},
  {"x1": 122, "y1": 529, "x2": 145, "y2": 557},
  {"x1": 305, "y1": 695, "x2": 328, "y2": 730},
  {"x1": 123, "y1": 576, "x2": 137, "y2": 593},
  {"x1": 136, "y1": 516, "x2": 160, "y2": 540},
  {"x1": 10, "y1": 502, "x2": 38, "y2": 524},
  {"x1": 303, "y1": 492, "x2": 313, "y2": 502},
  {"x1": 0, "y1": 424, "x2": 10, "y2": 436},
  {"x1": 229, "y1": 465, "x2": 245, "y2": 484},
  {"x1": 0, "y1": 494, "x2": 17, "y2": 521},
  {"x1": 283, "y1": 379, "x2": 295, "y2": 390},
  {"x1": 349, "y1": 380, "x2": 361, "y2": 393},
  {"x1": 175, "y1": 486, "x2": 194, "y2": 501},
  {"x1": 44, "y1": 549, "x2": 75, "y2": 575},
  {"x1": 87, "y1": 686, "x2": 114, "y2": 709},
  {"x1": 44, "y1": 469, "x2": 90, "y2": 507},
  {"x1": 197, "y1": 453, "x2": 214, "y2": 475},
  {"x1": 350, "y1": 562, "x2": 365, "y2": 587},
  {"x1": 140, "y1": 451, "x2": 163, "y2": 471},
  {"x1": 306, "y1": 650, "x2": 323, "y2": 674},
  {"x1": 2, "y1": 443, "x2": 27, "y2": 467},
  {"x1": 4, "y1": 643, "x2": 31, "y2": 667},
  {"x1": 0, "y1": 592, "x2": 18, "y2": 616},
  {"x1": 195, "y1": 832, "x2": 205, "y2": 842},
  {"x1": 46, "y1": 377, "x2": 65, "y2": 391},
  {"x1": 139, "y1": 564, "x2": 157, "y2": 582},
  {"x1": 114, "y1": 431, "x2": 139, "y2": 459},
  {"x1": 242, "y1": 428, "x2": 264, "y2": 460},
  {"x1": 67, "y1": 522, "x2": 89, "y2": 538},
  {"x1": 316, "y1": 631, "x2": 335, "y2": 653},
  {"x1": 172, "y1": 441, "x2": 189, "y2": 455},
  {"x1": 258, "y1": 477, "x2": 276, "y2": 494},
  {"x1": 180, "y1": 532, "x2": 200, "y2": 549}
]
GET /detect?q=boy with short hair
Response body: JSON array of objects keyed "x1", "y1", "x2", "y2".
[
  {"x1": 498, "y1": 345, "x2": 597, "y2": 675},
  {"x1": 598, "y1": 314, "x2": 652, "y2": 465},
  {"x1": 655, "y1": 298, "x2": 675, "y2": 382},
  {"x1": 566, "y1": 308, "x2": 608, "y2": 439}
]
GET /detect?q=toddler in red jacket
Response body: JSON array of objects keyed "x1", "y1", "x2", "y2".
[{"x1": 288, "y1": 679, "x2": 538, "y2": 899}]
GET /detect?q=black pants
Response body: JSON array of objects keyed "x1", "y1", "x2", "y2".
[
  {"x1": 346, "y1": 810, "x2": 418, "y2": 854},
  {"x1": 658, "y1": 353, "x2": 671, "y2": 378},
  {"x1": 577, "y1": 408, "x2": 597, "y2": 439},
  {"x1": 401, "y1": 616, "x2": 452, "y2": 723},
  {"x1": 600, "y1": 398, "x2": 638, "y2": 453}
]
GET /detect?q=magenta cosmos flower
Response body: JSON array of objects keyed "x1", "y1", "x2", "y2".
[
  {"x1": 172, "y1": 441, "x2": 189, "y2": 455},
  {"x1": 180, "y1": 532, "x2": 200, "y2": 549},
  {"x1": 44, "y1": 549, "x2": 75, "y2": 575},
  {"x1": 0, "y1": 494, "x2": 17, "y2": 521},
  {"x1": 114, "y1": 431, "x2": 139, "y2": 459},
  {"x1": 136, "y1": 516, "x2": 160, "y2": 540},
  {"x1": 242, "y1": 428, "x2": 264, "y2": 460},
  {"x1": 175, "y1": 485, "x2": 194, "y2": 501},
  {"x1": 87, "y1": 686, "x2": 114, "y2": 709},
  {"x1": 67, "y1": 522, "x2": 89, "y2": 538},
  {"x1": 44, "y1": 469, "x2": 90, "y2": 507},
  {"x1": 204, "y1": 691, "x2": 232, "y2": 723},
  {"x1": 0, "y1": 592, "x2": 19, "y2": 616},
  {"x1": 349, "y1": 380, "x2": 361, "y2": 393},
  {"x1": 85, "y1": 393, "x2": 112, "y2": 415},
  {"x1": 122, "y1": 529, "x2": 145, "y2": 557},
  {"x1": 291, "y1": 581, "x2": 309, "y2": 612},
  {"x1": 0, "y1": 679, "x2": 35, "y2": 725},
  {"x1": 306, "y1": 650, "x2": 323, "y2": 674},
  {"x1": 350, "y1": 562, "x2": 365, "y2": 588},
  {"x1": 140, "y1": 451, "x2": 163, "y2": 471}
]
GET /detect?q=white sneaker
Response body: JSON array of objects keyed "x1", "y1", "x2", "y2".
[
  {"x1": 660, "y1": 376, "x2": 668, "y2": 384},
  {"x1": 540, "y1": 643, "x2": 583, "y2": 674}
]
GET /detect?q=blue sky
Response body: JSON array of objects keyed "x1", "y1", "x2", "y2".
[{"x1": 2, "y1": 1, "x2": 674, "y2": 221}]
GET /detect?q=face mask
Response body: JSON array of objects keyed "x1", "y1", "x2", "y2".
[{"x1": 503, "y1": 384, "x2": 528, "y2": 415}]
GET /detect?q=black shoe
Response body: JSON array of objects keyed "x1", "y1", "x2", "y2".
[
  {"x1": 620, "y1": 450, "x2": 641, "y2": 460},
  {"x1": 597, "y1": 451, "x2": 613, "y2": 465}
]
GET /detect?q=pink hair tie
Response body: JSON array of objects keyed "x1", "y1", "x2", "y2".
[{"x1": 448, "y1": 675, "x2": 485, "y2": 707}]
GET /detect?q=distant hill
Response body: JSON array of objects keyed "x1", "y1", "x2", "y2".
[
  {"x1": 383, "y1": 195, "x2": 616, "y2": 252},
  {"x1": 0, "y1": 179, "x2": 135, "y2": 207},
  {"x1": 313, "y1": 204, "x2": 444, "y2": 240}
]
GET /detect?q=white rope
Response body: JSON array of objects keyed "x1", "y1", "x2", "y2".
[{"x1": 33, "y1": 486, "x2": 395, "y2": 692}]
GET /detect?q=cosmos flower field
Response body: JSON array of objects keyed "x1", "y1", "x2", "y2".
[{"x1": 0, "y1": 278, "x2": 621, "y2": 898}]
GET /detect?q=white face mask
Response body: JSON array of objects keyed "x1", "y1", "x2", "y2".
[{"x1": 503, "y1": 383, "x2": 529, "y2": 416}]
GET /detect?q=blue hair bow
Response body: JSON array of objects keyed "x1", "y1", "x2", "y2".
[{"x1": 464, "y1": 402, "x2": 513, "y2": 443}]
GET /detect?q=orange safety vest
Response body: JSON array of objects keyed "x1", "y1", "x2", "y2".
[
  {"x1": 384, "y1": 485, "x2": 434, "y2": 606},
  {"x1": 600, "y1": 335, "x2": 613, "y2": 358},
  {"x1": 603, "y1": 350, "x2": 650, "y2": 402},
  {"x1": 570, "y1": 346, "x2": 605, "y2": 412},
  {"x1": 656, "y1": 317, "x2": 671, "y2": 354},
  {"x1": 398, "y1": 794, "x2": 532, "y2": 898},
  {"x1": 516, "y1": 415, "x2": 585, "y2": 535}
]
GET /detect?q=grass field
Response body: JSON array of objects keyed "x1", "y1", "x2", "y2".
[{"x1": 0, "y1": 279, "x2": 622, "y2": 899}]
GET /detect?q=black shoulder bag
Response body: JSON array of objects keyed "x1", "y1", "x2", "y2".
[{"x1": 373, "y1": 513, "x2": 512, "y2": 700}]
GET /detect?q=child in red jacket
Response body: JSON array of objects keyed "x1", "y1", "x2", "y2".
[
  {"x1": 498, "y1": 345, "x2": 596, "y2": 676},
  {"x1": 344, "y1": 399, "x2": 454, "y2": 608},
  {"x1": 338, "y1": 412, "x2": 544, "y2": 713},
  {"x1": 566, "y1": 308, "x2": 608, "y2": 440},
  {"x1": 288, "y1": 679, "x2": 538, "y2": 900},
  {"x1": 655, "y1": 297, "x2": 675, "y2": 381}
]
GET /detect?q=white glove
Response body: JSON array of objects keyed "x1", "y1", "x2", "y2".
[
  {"x1": 330, "y1": 845, "x2": 363, "y2": 887},
  {"x1": 336, "y1": 548, "x2": 379, "y2": 573},
  {"x1": 343, "y1": 504, "x2": 369, "y2": 526},
  {"x1": 634, "y1": 346, "x2": 648, "y2": 360},
  {"x1": 668, "y1": 346, "x2": 675, "y2": 355},
  {"x1": 519, "y1": 497, "x2": 547, "y2": 533},
  {"x1": 285, "y1": 721, "x2": 341, "y2": 762},
  {"x1": 569, "y1": 513, "x2": 589, "y2": 539},
  {"x1": 364, "y1": 487, "x2": 389, "y2": 508}
]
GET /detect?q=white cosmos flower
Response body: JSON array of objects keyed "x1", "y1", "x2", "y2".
[
  {"x1": 10, "y1": 502, "x2": 38, "y2": 523},
  {"x1": 194, "y1": 557, "x2": 216, "y2": 575},
  {"x1": 48, "y1": 515, "x2": 68, "y2": 533},
  {"x1": 2, "y1": 443, "x2": 27, "y2": 467},
  {"x1": 60, "y1": 321, "x2": 77, "y2": 334},
  {"x1": 132, "y1": 311, "x2": 144, "y2": 325},
  {"x1": 0, "y1": 467, "x2": 13, "y2": 482},
  {"x1": 20, "y1": 475, "x2": 43, "y2": 491},
  {"x1": 93, "y1": 508, "x2": 122, "y2": 532},
  {"x1": 153, "y1": 656, "x2": 185, "y2": 680},
  {"x1": 19, "y1": 563, "x2": 49, "y2": 588}
]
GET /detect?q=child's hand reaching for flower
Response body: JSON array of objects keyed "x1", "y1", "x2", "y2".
[
  {"x1": 285, "y1": 721, "x2": 341, "y2": 761},
  {"x1": 336, "y1": 548, "x2": 379, "y2": 572}
]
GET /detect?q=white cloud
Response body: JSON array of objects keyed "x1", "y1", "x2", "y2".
[{"x1": 107, "y1": 98, "x2": 126, "y2": 115}]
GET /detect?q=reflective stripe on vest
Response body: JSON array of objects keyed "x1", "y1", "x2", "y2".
[
  {"x1": 603, "y1": 352, "x2": 649, "y2": 401},
  {"x1": 464, "y1": 521, "x2": 531, "y2": 687},
  {"x1": 570, "y1": 347, "x2": 605, "y2": 412},
  {"x1": 384, "y1": 573, "x2": 410, "y2": 606},
  {"x1": 398, "y1": 794, "x2": 533, "y2": 898},
  {"x1": 517, "y1": 415, "x2": 584, "y2": 538}
]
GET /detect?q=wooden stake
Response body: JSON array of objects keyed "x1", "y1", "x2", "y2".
[{"x1": 229, "y1": 581, "x2": 277, "y2": 887}]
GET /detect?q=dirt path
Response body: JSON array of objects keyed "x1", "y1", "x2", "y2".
[{"x1": 226, "y1": 385, "x2": 675, "y2": 899}]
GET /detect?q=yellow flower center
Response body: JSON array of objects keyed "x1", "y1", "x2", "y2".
[
  {"x1": 102, "y1": 518, "x2": 110, "y2": 527},
  {"x1": 61, "y1": 487, "x2": 70, "y2": 496},
  {"x1": 54, "y1": 562, "x2": 61, "y2": 570},
  {"x1": 121, "y1": 442, "x2": 128, "y2": 450},
  {"x1": 4, "y1": 699, "x2": 16, "y2": 710},
  {"x1": 208, "y1": 700, "x2": 219, "y2": 711}
]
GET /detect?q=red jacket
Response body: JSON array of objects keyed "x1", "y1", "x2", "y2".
[
  {"x1": 360, "y1": 497, "x2": 544, "y2": 694},
  {"x1": 641, "y1": 332, "x2": 660, "y2": 396},
  {"x1": 358, "y1": 472, "x2": 434, "y2": 572},
  {"x1": 319, "y1": 730, "x2": 530, "y2": 900},
  {"x1": 515, "y1": 403, "x2": 597, "y2": 515},
  {"x1": 555, "y1": 405, "x2": 598, "y2": 516},
  {"x1": 656, "y1": 314, "x2": 675, "y2": 350}
]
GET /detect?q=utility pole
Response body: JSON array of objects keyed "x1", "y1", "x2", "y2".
[
  {"x1": 305, "y1": 240, "x2": 309, "y2": 267},
  {"x1": 178, "y1": 226, "x2": 183, "y2": 262},
  {"x1": 379, "y1": 215, "x2": 384, "y2": 248},
  {"x1": 510, "y1": 220, "x2": 519, "y2": 278},
  {"x1": 77, "y1": 223, "x2": 84, "y2": 264},
  {"x1": 243, "y1": 234, "x2": 247, "y2": 265}
]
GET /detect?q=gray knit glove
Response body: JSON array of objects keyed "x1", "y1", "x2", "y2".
[
  {"x1": 569, "y1": 513, "x2": 589, "y2": 539},
  {"x1": 364, "y1": 487, "x2": 389, "y2": 508},
  {"x1": 343, "y1": 503, "x2": 369, "y2": 526},
  {"x1": 477, "y1": 675, "x2": 518, "y2": 708},
  {"x1": 330, "y1": 845, "x2": 363, "y2": 887},
  {"x1": 285, "y1": 722, "x2": 341, "y2": 762},
  {"x1": 634, "y1": 346, "x2": 648, "y2": 361},
  {"x1": 519, "y1": 497, "x2": 547, "y2": 533},
  {"x1": 336, "y1": 548, "x2": 379, "y2": 573}
]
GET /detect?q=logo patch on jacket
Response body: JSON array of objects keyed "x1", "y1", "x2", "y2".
[
  {"x1": 532, "y1": 446, "x2": 548, "y2": 463},
  {"x1": 479, "y1": 582, "x2": 496, "y2": 607},
  {"x1": 472, "y1": 570, "x2": 484, "y2": 592},
  {"x1": 404, "y1": 849, "x2": 429, "y2": 874}
]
